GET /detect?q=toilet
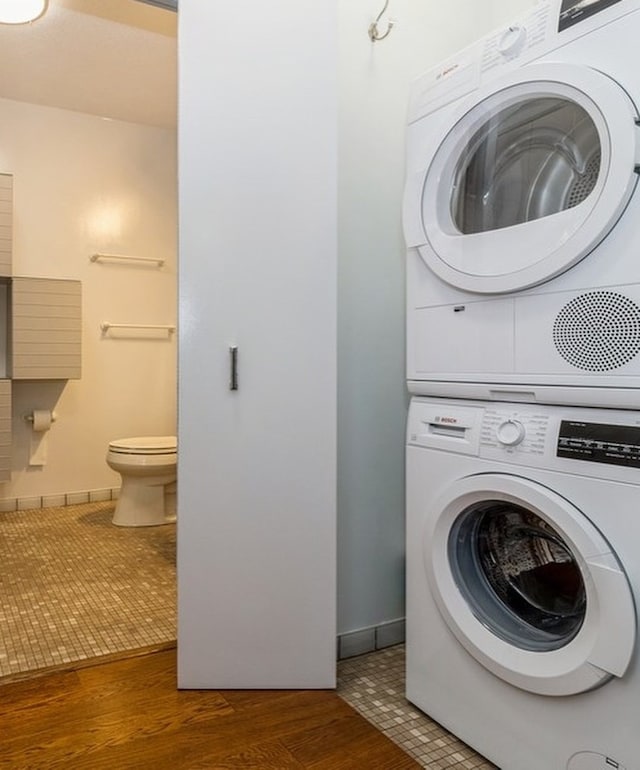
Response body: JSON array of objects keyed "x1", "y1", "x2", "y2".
[{"x1": 106, "y1": 436, "x2": 177, "y2": 526}]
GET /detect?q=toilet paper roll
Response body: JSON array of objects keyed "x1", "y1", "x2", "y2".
[
  {"x1": 29, "y1": 410, "x2": 53, "y2": 466},
  {"x1": 32, "y1": 410, "x2": 52, "y2": 432}
]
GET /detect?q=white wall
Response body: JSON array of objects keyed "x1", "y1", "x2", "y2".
[
  {"x1": 0, "y1": 96, "x2": 177, "y2": 505},
  {"x1": 337, "y1": 0, "x2": 536, "y2": 635}
]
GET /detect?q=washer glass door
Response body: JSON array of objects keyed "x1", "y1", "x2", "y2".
[
  {"x1": 424, "y1": 474, "x2": 636, "y2": 695},
  {"x1": 450, "y1": 501, "x2": 586, "y2": 652},
  {"x1": 407, "y1": 64, "x2": 640, "y2": 294}
]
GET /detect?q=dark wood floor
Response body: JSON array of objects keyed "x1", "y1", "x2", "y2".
[{"x1": 0, "y1": 648, "x2": 421, "y2": 769}]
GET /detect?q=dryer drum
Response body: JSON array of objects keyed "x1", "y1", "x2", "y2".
[
  {"x1": 553, "y1": 290, "x2": 640, "y2": 371},
  {"x1": 452, "y1": 97, "x2": 601, "y2": 235},
  {"x1": 567, "y1": 151, "x2": 601, "y2": 208},
  {"x1": 449, "y1": 501, "x2": 586, "y2": 652}
]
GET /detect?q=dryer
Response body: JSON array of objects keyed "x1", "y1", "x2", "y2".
[
  {"x1": 406, "y1": 396, "x2": 640, "y2": 770},
  {"x1": 404, "y1": 0, "x2": 640, "y2": 408}
]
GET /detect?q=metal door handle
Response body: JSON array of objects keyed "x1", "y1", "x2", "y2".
[{"x1": 229, "y1": 346, "x2": 238, "y2": 391}]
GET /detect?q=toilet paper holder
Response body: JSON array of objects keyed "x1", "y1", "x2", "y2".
[
  {"x1": 24, "y1": 410, "x2": 58, "y2": 467},
  {"x1": 24, "y1": 410, "x2": 58, "y2": 426}
]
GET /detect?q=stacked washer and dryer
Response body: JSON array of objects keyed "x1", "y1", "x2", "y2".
[{"x1": 403, "y1": 2, "x2": 640, "y2": 769}]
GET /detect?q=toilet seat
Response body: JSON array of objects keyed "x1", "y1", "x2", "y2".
[{"x1": 109, "y1": 436, "x2": 177, "y2": 455}]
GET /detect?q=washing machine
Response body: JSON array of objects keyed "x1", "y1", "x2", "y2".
[
  {"x1": 404, "y1": 0, "x2": 640, "y2": 409},
  {"x1": 406, "y1": 396, "x2": 640, "y2": 770}
]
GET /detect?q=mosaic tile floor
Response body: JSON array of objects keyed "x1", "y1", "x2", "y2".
[
  {"x1": 338, "y1": 645, "x2": 496, "y2": 770},
  {"x1": 2, "y1": 502, "x2": 490, "y2": 767},
  {"x1": 0, "y1": 501, "x2": 176, "y2": 678}
]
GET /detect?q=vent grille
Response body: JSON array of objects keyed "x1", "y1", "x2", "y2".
[
  {"x1": 567, "y1": 152, "x2": 600, "y2": 209},
  {"x1": 553, "y1": 291, "x2": 640, "y2": 371}
]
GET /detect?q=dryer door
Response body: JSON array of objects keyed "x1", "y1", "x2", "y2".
[
  {"x1": 404, "y1": 63, "x2": 640, "y2": 294},
  {"x1": 424, "y1": 473, "x2": 636, "y2": 696}
]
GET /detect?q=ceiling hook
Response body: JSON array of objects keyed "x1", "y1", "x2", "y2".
[{"x1": 368, "y1": 0, "x2": 395, "y2": 42}]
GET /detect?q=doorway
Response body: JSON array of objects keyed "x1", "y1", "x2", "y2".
[{"x1": 0, "y1": 0, "x2": 178, "y2": 678}]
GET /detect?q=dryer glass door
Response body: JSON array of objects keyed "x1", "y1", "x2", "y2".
[
  {"x1": 408, "y1": 64, "x2": 640, "y2": 294},
  {"x1": 452, "y1": 98, "x2": 600, "y2": 235}
]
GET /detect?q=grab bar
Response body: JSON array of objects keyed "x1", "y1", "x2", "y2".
[
  {"x1": 90, "y1": 253, "x2": 165, "y2": 267},
  {"x1": 100, "y1": 322, "x2": 176, "y2": 334}
]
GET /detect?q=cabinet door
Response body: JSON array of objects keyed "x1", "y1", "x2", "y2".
[
  {"x1": 0, "y1": 380, "x2": 10, "y2": 482},
  {"x1": 11, "y1": 278, "x2": 81, "y2": 379},
  {"x1": 177, "y1": 0, "x2": 337, "y2": 688},
  {"x1": 0, "y1": 174, "x2": 12, "y2": 278}
]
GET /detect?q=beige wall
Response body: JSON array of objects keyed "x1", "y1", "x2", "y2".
[{"x1": 0, "y1": 96, "x2": 177, "y2": 506}]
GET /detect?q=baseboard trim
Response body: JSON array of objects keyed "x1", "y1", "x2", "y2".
[
  {"x1": 337, "y1": 618, "x2": 405, "y2": 660},
  {"x1": 0, "y1": 488, "x2": 120, "y2": 513}
]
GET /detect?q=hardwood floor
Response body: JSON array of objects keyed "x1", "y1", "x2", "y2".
[{"x1": 0, "y1": 648, "x2": 421, "y2": 769}]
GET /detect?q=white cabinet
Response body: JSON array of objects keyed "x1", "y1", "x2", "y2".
[
  {"x1": 177, "y1": 0, "x2": 337, "y2": 688},
  {"x1": 11, "y1": 277, "x2": 81, "y2": 380}
]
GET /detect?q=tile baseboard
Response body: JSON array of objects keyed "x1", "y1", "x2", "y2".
[
  {"x1": 338, "y1": 618, "x2": 406, "y2": 660},
  {"x1": 0, "y1": 488, "x2": 120, "y2": 513}
]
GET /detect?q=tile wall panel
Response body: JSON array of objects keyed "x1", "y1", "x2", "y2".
[
  {"x1": 0, "y1": 174, "x2": 12, "y2": 276},
  {"x1": 0, "y1": 379, "x2": 10, "y2": 481},
  {"x1": 11, "y1": 277, "x2": 81, "y2": 379}
]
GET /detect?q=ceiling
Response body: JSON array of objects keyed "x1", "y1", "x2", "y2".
[{"x1": 0, "y1": 0, "x2": 177, "y2": 128}]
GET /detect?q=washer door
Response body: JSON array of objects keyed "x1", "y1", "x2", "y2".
[
  {"x1": 424, "y1": 473, "x2": 636, "y2": 696},
  {"x1": 403, "y1": 63, "x2": 640, "y2": 294}
]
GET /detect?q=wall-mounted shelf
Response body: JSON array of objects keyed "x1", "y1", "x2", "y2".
[{"x1": 90, "y1": 253, "x2": 165, "y2": 268}]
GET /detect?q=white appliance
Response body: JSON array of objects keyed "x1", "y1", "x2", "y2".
[
  {"x1": 406, "y1": 396, "x2": 640, "y2": 770},
  {"x1": 404, "y1": 0, "x2": 640, "y2": 409}
]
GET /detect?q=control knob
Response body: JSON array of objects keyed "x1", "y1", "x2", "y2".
[
  {"x1": 496, "y1": 419, "x2": 526, "y2": 447},
  {"x1": 497, "y1": 25, "x2": 527, "y2": 58}
]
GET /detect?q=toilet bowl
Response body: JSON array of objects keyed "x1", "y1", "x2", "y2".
[{"x1": 106, "y1": 436, "x2": 177, "y2": 526}]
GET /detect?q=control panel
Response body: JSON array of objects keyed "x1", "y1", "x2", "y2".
[
  {"x1": 480, "y1": 408, "x2": 550, "y2": 456},
  {"x1": 409, "y1": 398, "x2": 640, "y2": 480}
]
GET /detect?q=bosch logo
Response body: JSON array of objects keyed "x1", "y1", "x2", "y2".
[
  {"x1": 436, "y1": 64, "x2": 460, "y2": 80},
  {"x1": 438, "y1": 417, "x2": 458, "y2": 424}
]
